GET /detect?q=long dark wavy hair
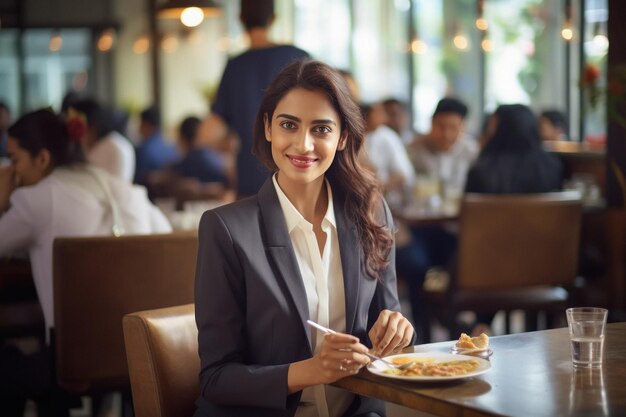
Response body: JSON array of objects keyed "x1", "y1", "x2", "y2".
[
  {"x1": 483, "y1": 104, "x2": 542, "y2": 153},
  {"x1": 252, "y1": 59, "x2": 393, "y2": 280},
  {"x1": 8, "y1": 108, "x2": 85, "y2": 167}
]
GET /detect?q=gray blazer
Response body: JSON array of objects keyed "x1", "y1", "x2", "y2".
[{"x1": 194, "y1": 178, "x2": 404, "y2": 417}]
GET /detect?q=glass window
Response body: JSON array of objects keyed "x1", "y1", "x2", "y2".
[
  {"x1": 293, "y1": 0, "x2": 351, "y2": 69},
  {"x1": 0, "y1": 29, "x2": 20, "y2": 113},
  {"x1": 352, "y1": 0, "x2": 410, "y2": 103},
  {"x1": 581, "y1": 0, "x2": 608, "y2": 143},
  {"x1": 22, "y1": 28, "x2": 92, "y2": 112},
  {"x1": 412, "y1": 0, "x2": 481, "y2": 135}
]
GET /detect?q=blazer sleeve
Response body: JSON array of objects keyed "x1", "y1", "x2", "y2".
[
  {"x1": 366, "y1": 199, "x2": 417, "y2": 345},
  {"x1": 194, "y1": 210, "x2": 293, "y2": 410}
]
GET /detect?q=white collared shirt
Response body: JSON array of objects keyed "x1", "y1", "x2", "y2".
[{"x1": 272, "y1": 174, "x2": 354, "y2": 417}]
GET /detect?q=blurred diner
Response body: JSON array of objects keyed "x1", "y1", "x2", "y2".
[
  {"x1": 539, "y1": 109, "x2": 570, "y2": 142},
  {"x1": 382, "y1": 98, "x2": 416, "y2": 145},
  {"x1": 463, "y1": 104, "x2": 564, "y2": 334},
  {"x1": 71, "y1": 98, "x2": 136, "y2": 182},
  {"x1": 0, "y1": 109, "x2": 171, "y2": 416},
  {"x1": 134, "y1": 106, "x2": 179, "y2": 187},
  {"x1": 199, "y1": 0, "x2": 309, "y2": 198}
]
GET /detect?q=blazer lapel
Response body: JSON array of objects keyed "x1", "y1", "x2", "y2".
[
  {"x1": 257, "y1": 179, "x2": 313, "y2": 350},
  {"x1": 334, "y1": 192, "x2": 361, "y2": 335}
]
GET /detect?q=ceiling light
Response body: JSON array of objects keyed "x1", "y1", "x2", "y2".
[{"x1": 158, "y1": 0, "x2": 222, "y2": 27}]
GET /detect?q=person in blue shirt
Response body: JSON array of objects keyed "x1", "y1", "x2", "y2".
[
  {"x1": 199, "y1": 0, "x2": 309, "y2": 198},
  {"x1": 134, "y1": 106, "x2": 179, "y2": 186},
  {"x1": 173, "y1": 116, "x2": 228, "y2": 186}
]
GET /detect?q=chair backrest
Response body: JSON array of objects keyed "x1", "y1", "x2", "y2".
[
  {"x1": 456, "y1": 192, "x2": 583, "y2": 291},
  {"x1": 123, "y1": 304, "x2": 199, "y2": 417},
  {"x1": 53, "y1": 231, "x2": 198, "y2": 393}
]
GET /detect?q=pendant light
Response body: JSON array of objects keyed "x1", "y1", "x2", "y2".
[{"x1": 157, "y1": 0, "x2": 222, "y2": 28}]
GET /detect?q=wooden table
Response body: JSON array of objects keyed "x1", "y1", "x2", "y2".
[{"x1": 334, "y1": 323, "x2": 626, "y2": 417}]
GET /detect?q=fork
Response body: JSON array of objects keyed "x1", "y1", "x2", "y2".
[{"x1": 306, "y1": 320, "x2": 415, "y2": 371}]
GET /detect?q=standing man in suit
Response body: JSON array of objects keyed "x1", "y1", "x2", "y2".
[
  {"x1": 199, "y1": 0, "x2": 309, "y2": 198},
  {"x1": 194, "y1": 60, "x2": 414, "y2": 417}
]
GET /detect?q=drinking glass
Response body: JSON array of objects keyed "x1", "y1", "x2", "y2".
[{"x1": 566, "y1": 307, "x2": 608, "y2": 368}]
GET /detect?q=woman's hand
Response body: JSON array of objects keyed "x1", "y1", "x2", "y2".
[
  {"x1": 369, "y1": 310, "x2": 414, "y2": 357},
  {"x1": 287, "y1": 332, "x2": 371, "y2": 393},
  {"x1": 0, "y1": 165, "x2": 16, "y2": 213},
  {"x1": 312, "y1": 332, "x2": 371, "y2": 384}
]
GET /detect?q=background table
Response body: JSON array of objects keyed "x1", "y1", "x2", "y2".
[{"x1": 334, "y1": 323, "x2": 626, "y2": 417}]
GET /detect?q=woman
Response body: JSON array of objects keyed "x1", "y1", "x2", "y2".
[
  {"x1": 464, "y1": 104, "x2": 563, "y2": 335},
  {"x1": 0, "y1": 109, "x2": 171, "y2": 415},
  {"x1": 72, "y1": 98, "x2": 136, "y2": 182},
  {"x1": 0, "y1": 109, "x2": 171, "y2": 338},
  {"x1": 466, "y1": 104, "x2": 562, "y2": 194},
  {"x1": 194, "y1": 60, "x2": 414, "y2": 417}
]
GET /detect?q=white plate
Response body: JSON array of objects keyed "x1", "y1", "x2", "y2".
[{"x1": 367, "y1": 352, "x2": 491, "y2": 381}]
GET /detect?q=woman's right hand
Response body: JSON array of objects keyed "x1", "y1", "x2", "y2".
[
  {"x1": 312, "y1": 332, "x2": 371, "y2": 384},
  {"x1": 0, "y1": 165, "x2": 16, "y2": 213}
]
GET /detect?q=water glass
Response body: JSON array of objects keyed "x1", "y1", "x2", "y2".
[{"x1": 566, "y1": 307, "x2": 608, "y2": 368}]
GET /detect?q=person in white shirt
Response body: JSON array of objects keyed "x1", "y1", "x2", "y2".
[
  {"x1": 403, "y1": 98, "x2": 478, "y2": 342},
  {"x1": 194, "y1": 59, "x2": 414, "y2": 417},
  {"x1": 72, "y1": 98, "x2": 136, "y2": 182},
  {"x1": 382, "y1": 98, "x2": 416, "y2": 145},
  {"x1": 407, "y1": 97, "x2": 479, "y2": 194},
  {"x1": 0, "y1": 109, "x2": 171, "y2": 416},
  {"x1": 362, "y1": 102, "x2": 416, "y2": 206}
]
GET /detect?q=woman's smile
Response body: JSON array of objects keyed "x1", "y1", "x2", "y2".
[{"x1": 287, "y1": 154, "x2": 319, "y2": 168}]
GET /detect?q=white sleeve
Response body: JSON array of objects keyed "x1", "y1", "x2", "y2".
[
  {"x1": 0, "y1": 191, "x2": 37, "y2": 256},
  {"x1": 384, "y1": 130, "x2": 416, "y2": 186},
  {"x1": 149, "y1": 205, "x2": 173, "y2": 233}
]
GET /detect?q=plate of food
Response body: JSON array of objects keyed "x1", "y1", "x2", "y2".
[
  {"x1": 450, "y1": 333, "x2": 493, "y2": 358},
  {"x1": 367, "y1": 352, "x2": 491, "y2": 381}
]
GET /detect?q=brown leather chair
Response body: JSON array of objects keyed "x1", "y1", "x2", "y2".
[
  {"x1": 422, "y1": 191, "x2": 583, "y2": 339},
  {"x1": 52, "y1": 231, "x2": 198, "y2": 394},
  {"x1": 123, "y1": 304, "x2": 199, "y2": 417}
]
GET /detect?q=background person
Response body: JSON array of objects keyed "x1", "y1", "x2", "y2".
[
  {"x1": 407, "y1": 97, "x2": 478, "y2": 194},
  {"x1": 382, "y1": 98, "x2": 415, "y2": 145},
  {"x1": 199, "y1": 0, "x2": 309, "y2": 198},
  {"x1": 134, "y1": 106, "x2": 179, "y2": 186},
  {"x1": 466, "y1": 104, "x2": 563, "y2": 194},
  {"x1": 173, "y1": 116, "x2": 229, "y2": 186},
  {"x1": 539, "y1": 109, "x2": 570, "y2": 142},
  {"x1": 465, "y1": 104, "x2": 563, "y2": 334},
  {"x1": 72, "y1": 98, "x2": 136, "y2": 182},
  {"x1": 0, "y1": 109, "x2": 171, "y2": 416},
  {"x1": 194, "y1": 59, "x2": 413, "y2": 417}
]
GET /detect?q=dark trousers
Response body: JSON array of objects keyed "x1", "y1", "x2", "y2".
[
  {"x1": 395, "y1": 226, "x2": 457, "y2": 343},
  {"x1": 0, "y1": 335, "x2": 71, "y2": 417}
]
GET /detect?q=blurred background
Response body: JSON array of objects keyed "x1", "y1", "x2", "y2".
[{"x1": 0, "y1": 0, "x2": 613, "y2": 145}]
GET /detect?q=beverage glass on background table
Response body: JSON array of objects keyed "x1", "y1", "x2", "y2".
[{"x1": 566, "y1": 307, "x2": 608, "y2": 368}]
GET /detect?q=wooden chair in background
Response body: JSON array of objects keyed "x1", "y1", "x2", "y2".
[
  {"x1": 421, "y1": 191, "x2": 583, "y2": 340},
  {"x1": 52, "y1": 232, "x2": 198, "y2": 411},
  {"x1": 123, "y1": 304, "x2": 199, "y2": 417}
]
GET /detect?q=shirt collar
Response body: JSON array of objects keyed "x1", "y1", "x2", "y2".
[{"x1": 272, "y1": 174, "x2": 336, "y2": 234}]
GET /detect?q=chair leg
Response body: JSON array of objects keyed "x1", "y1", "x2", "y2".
[
  {"x1": 122, "y1": 389, "x2": 134, "y2": 417},
  {"x1": 525, "y1": 311, "x2": 538, "y2": 332}
]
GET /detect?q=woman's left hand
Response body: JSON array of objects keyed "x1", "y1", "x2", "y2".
[{"x1": 368, "y1": 310, "x2": 414, "y2": 357}]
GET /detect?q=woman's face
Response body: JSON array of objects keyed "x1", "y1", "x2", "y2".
[
  {"x1": 6, "y1": 137, "x2": 52, "y2": 186},
  {"x1": 265, "y1": 87, "x2": 345, "y2": 191}
]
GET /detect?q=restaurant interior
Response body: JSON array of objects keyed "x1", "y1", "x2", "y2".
[{"x1": 1, "y1": 0, "x2": 626, "y2": 416}]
